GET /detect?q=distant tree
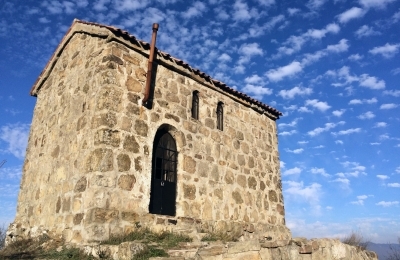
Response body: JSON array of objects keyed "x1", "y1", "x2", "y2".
[
  {"x1": 0, "y1": 225, "x2": 6, "y2": 250},
  {"x1": 387, "y1": 238, "x2": 400, "y2": 260}
]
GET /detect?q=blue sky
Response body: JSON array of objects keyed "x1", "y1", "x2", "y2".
[{"x1": 0, "y1": 0, "x2": 399, "y2": 243}]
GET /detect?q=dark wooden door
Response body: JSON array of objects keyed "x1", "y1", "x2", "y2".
[{"x1": 149, "y1": 130, "x2": 177, "y2": 216}]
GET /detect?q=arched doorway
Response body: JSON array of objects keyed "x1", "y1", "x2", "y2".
[{"x1": 149, "y1": 129, "x2": 178, "y2": 216}]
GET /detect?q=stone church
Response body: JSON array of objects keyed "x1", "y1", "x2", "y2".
[{"x1": 9, "y1": 20, "x2": 291, "y2": 244}]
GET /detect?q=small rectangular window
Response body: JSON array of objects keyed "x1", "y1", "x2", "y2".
[
  {"x1": 191, "y1": 91, "x2": 199, "y2": 120},
  {"x1": 217, "y1": 102, "x2": 223, "y2": 131}
]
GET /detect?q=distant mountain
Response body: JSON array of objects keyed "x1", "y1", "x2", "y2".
[{"x1": 368, "y1": 242, "x2": 400, "y2": 260}]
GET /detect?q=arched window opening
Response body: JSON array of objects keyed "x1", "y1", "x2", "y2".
[
  {"x1": 149, "y1": 129, "x2": 178, "y2": 216},
  {"x1": 191, "y1": 91, "x2": 199, "y2": 120},
  {"x1": 217, "y1": 102, "x2": 224, "y2": 131}
]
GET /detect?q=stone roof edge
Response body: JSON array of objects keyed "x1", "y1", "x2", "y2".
[{"x1": 30, "y1": 19, "x2": 282, "y2": 119}]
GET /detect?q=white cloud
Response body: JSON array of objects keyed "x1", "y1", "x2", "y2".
[
  {"x1": 113, "y1": 0, "x2": 150, "y2": 11},
  {"x1": 275, "y1": 23, "x2": 340, "y2": 58},
  {"x1": 286, "y1": 148, "x2": 304, "y2": 154},
  {"x1": 283, "y1": 167, "x2": 302, "y2": 175},
  {"x1": 242, "y1": 84, "x2": 272, "y2": 99},
  {"x1": 391, "y1": 68, "x2": 400, "y2": 75},
  {"x1": 232, "y1": 0, "x2": 252, "y2": 21},
  {"x1": 349, "y1": 99, "x2": 362, "y2": 105},
  {"x1": 279, "y1": 118, "x2": 302, "y2": 128},
  {"x1": 359, "y1": 74, "x2": 386, "y2": 89},
  {"x1": 93, "y1": 0, "x2": 111, "y2": 12},
  {"x1": 326, "y1": 39, "x2": 349, "y2": 52},
  {"x1": 358, "y1": 111, "x2": 375, "y2": 120},
  {"x1": 238, "y1": 43, "x2": 264, "y2": 64},
  {"x1": 311, "y1": 167, "x2": 330, "y2": 177},
  {"x1": 357, "y1": 195, "x2": 369, "y2": 200},
  {"x1": 280, "y1": 161, "x2": 286, "y2": 169},
  {"x1": 266, "y1": 61, "x2": 303, "y2": 81},
  {"x1": 256, "y1": 0, "x2": 275, "y2": 6},
  {"x1": 375, "y1": 122, "x2": 387, "y2": 128},
  {"x1": 380, "y1": 103, "x2": 398, "y2": 109},
  {"x1": 337, "y1": 7, "x2": 366, "y2": 23},
  {"x1": 244, "y1": 74, "x2": 264, "y2": 84},
  {"x1": 305, "y1": 99, "x2": 331, "y2": 112},
  {"x1": 359, "y1": 0, "x2": 396, "y2": 9},
  {"x1": 377, "y1": 175, "x2": 389, "y2": 180},
  {"x1": 383, "y1": 90, "x2": 400, "y2": 97},
  {"x1": 388, "y1": 183, "x2": 400, "y2": 188},
  {"x1": 332, "y1": 128, "x2": 361, "y2": 135},
  {"x1": 278, "y1": 86, "x2": 313, "y2": 99},
  {"x1": 351, "y1": 194, "x2": 372, "y2": 205},
  {"x1": 396, "y1": 167, "x2": 400, "y2": 174},
  {"x1": 280, "y1": 130, "x2": 297, "y2": 136},
  {"x1": 284, "y1": 181, "x2": 322, "y2": 203},
  {"x1": 376, "y1": 201, "x2": 399, "y2": 207},
  {"x1": 332, "y1": 177, "x2": 350, "y2": 185},
  {"x1": 39, "y1": 17, "x2": 51, "y2": 23},
  {"x1": 308, "y1": 122, "x2": 344, "y2": 136},
  {"x1": 349, "y1": 98, "x2": 377, "y2": 105},
  {"x1": 0, "y1": 123, "x2": 30, "y2": 160},
  {"x1": 355, "y1": 25, "x2": 380, "y2": 38},
  {"x1": 307, "y1": 0, "x2": 328, "y2": 10},
  {"x1": 348, "y1": 54, "x2": 364, "y2": 61},
  {"x1": 369, "y1": 43, "x2": 400, "y2": 58},
  {"x1": 335, "y1": 140, "x2": 344, "y2": 144},
  {"x1": 287, "y1": 8, "x2": 300, "y2": 16},
  {"x1": 218, "y1": 53, "x2": 232, "y2": 62},
  {"x1": 332, "y1": 109, "x2": 346, "y2": 117}
]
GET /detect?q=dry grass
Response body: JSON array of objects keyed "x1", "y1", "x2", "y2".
[{"x1": 341, "y1": 231, "x2": 369, "y2": 250}]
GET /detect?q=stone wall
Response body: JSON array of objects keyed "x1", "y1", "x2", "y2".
[
  {"x1": 10, "y1": 21, "x2": 289, "y2": 244},
  {"x1": 84, "y1": 238, "x2": 378, "y2": 260}
]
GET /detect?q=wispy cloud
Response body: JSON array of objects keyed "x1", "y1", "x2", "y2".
[
  {"x1": 355, "y1": 25, "x2": 380, "y2": 38},
  {"x1": 278, "y1": 86, "x2": 313, "y2": 99},
  {"x1": 308, "y1": 121, "x2": 344, "y2": 136},
  {"x1": 358, "y1": 111, "x2": 375, "y2": 120},
  {"x1": 348, "y1": 53, "x2": 364, "y2": 61},
  {"x1": 275, "y1": 23, "x2": 340, "y2": 57},
  {"x1": 380, "y1": 103, "x2": 398, "y2": 109},
  {"x1": 349, "y1": 98, "x2": 377, "y2": 105},
  {"x1": 311, "y1": 167, "x2": 330, "y2": 177},
  {"x1": 182, "y1": 1, "x2": 207, "y2": 19},
  {"x1": 283, "y1": 167, "x2": 302, "y2": 175},
  {"x1": 337, "y1": 7, "x2": 366, "y2": 23},
  {"x1": 376, "y1": 201, "x2": 399, "y2": 207},
  {"x1": 266, "y1": 61, "x2": 303, "y2": 81},
  {"x1": 285, "y1": 148, "x2": 304, "y2": 154},
  {"x1": 359, "y1": 0, "x2": 397, "y2": 9},
  {"x1": 332, "y1": 109, "x2": 346, "y2": 117},
  {"x1": 332, "y1": 128, "x2": 362, "y2": 135},
  {"x1": 304, "y1": 99, "x2": 331, "y2": 112},
  {"x1": 369, "y1": 43, "x2": 400, "y2": 58},
  {"x1": 0, "y1": 123, "x2": 30, "y2": 160}
]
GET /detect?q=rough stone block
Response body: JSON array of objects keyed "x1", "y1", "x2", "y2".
[
  {"x1": 118, "y1": 174, "x2": 136, "y2": 191},
  {"x1": 85, "y1": 148, "x2": 114, "y2": 172}
]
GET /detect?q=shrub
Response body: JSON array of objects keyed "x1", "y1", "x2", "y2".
[
  {"x1": 341, "y1": 231, "x2": 369, "y2": 250},
  {"x1": 387, "y1": 237, "x2": 400, "y2": 260}
]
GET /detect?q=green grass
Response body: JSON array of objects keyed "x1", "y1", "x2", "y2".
[
  {"x1": 103, "y1": 228, "x2": 192, "y2": 248},
  {"x1": 0, "y1": 228, "x2": 192, "y2": 260}
]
